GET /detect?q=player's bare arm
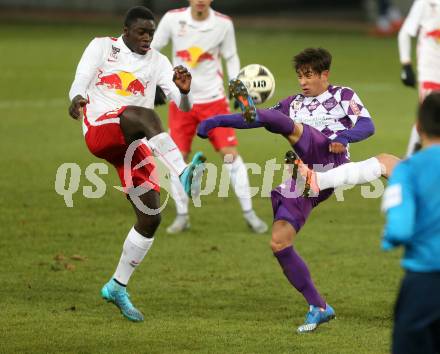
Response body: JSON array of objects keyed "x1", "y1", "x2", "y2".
[
  {"x1": 68, "y1": 95, "x2": 87, "y2": 120},
  {"x1": 329, "y1": 142, "x2": 346, "y2": 154},
  {"x1": 172, "y1": 65, "x2": 192, "y2": 94}
]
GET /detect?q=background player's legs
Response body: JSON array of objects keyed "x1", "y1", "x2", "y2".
[
  {"x1": 202, "y1": 97, "x2": 267, "y2": 233},
  {"x1": 166, "y1": 144, "x2": 268, "y2": 234},
  {"x1": 169, "y1": 173, "x2": 189, "y2": 213},
  {"x1": 167, "y1": 154, "x2": 190, "y2": 234},
  {"x1": 102, "y1": 190, "x2": 161, "y2": 322},
  {"x1": 406, "y1": 84, "x2": 440, "y2": 157},
  {"x1": 168, "y1": 99, "x2": 267, "y2": 234},
  {"x1": 405, "y1": 125, "x2": 422, "y2": 158},
  {"x1": 405, "y1": 86, "x2": 425, "y2": 158},
  {"x1": 219, "y1": 145, "x2": 267, "y2": 234},
  {"x1": 166, "y1": 103, "x2": 195, "y2": 234}
]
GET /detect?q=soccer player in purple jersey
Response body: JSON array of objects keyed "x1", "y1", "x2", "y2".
[{"x1": 197, "y1": 48, "x2": 400, "y2": 332}]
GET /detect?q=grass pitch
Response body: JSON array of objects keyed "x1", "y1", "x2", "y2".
[{"x1": 0, "y1": 22, "x2": 414, "y2": 353}]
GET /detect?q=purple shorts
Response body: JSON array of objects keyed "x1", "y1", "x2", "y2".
[{"x1": 271, "y1": 124, "x2": 350, "y2": 232}]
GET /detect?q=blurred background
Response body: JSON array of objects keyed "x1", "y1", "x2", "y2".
[{"x1": 0, "y1": 0, "x2": 413, "y2": 26}]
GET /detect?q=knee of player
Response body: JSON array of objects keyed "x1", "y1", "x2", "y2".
[
  {"x1": 136, "y1": 213, "x2": 162, "y2": 236},
  {"x1": 270, "y1": 234, "x2": 290, "y2": 253},
  {"x1": 219, "y1": 147, "x2": 238, "y2": 160}
]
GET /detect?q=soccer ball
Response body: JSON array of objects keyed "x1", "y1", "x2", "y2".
[{"x1": 237, "y1": 64, "x2": 276, "y2": 105}]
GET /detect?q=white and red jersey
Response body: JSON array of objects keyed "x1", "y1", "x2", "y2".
[
  {"x1": 398, "y1": 0, "x2": 440, "y2": 83},
  {"x1": 151, "y1": 7, "x2": 240, "y2": 104},
  {"x1": 69, "y1": 36, "x2": 185, "y2": 134}
]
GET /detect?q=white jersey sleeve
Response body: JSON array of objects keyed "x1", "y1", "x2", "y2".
[
  {"x1": 156, "y1": 55, "x2": 178, "y2": 100},
  {"x1": 220, "y1": 20, "x2": 240, "y2": 80},
  {"x1": 225, "y1": 54, "x2": 240, "y2": 81},
  {"x1": 69, "y1": 38, "x2": 106, "y2": 100},
  {"x1": 156, "y1": 54, "x2": 193, "y2": 111},
  {"x1": 398, "y1": 0, "x2": 425, "y2": 63},
  {"x1": 151, "y1": 12, "x2": 172, "y2": 51}
]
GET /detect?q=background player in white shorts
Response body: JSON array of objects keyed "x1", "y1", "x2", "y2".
[
  {"x1": 398, "y1": 0, "x2": 440, "y2": 156},
  {"x1": 151, "y1": 0, "x2": 267, "y2": 234},
  {"x1": 68, "y1": 6, "x2": 205, "y2": 322}
]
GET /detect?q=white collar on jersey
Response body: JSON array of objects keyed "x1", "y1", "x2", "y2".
[
  {"x1": 116, "y1": 36, "x2": 132, "y2": 53},
  {"x1": 115, "y1": 35, "x2": 152, "y2": 57},
  {"x1": 184, "y1": 6, "x2": 215, "y2": 31}
]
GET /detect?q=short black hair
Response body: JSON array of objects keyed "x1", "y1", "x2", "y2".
[
  {"x1": 418, "y1": 92, "x2": 440, "y2": 137},
  {"x1": 124, "y1": 6, "x2": 155, "y2": 28},
  {"x1": 293, "y1": 48, "x2": 332, "y2": 74}
]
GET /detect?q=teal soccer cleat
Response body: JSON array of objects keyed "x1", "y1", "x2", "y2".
[
  {"x1": 229, "y1": 78, "x2": 258, "y2": 123},
  {"x1": 297, "y1": 303, "x2": 336, "y2": 333},
  {"x1": 179, "y1": 151, "x2": 206, "y2": 198},
  {"x1": 101, "y1": 279, "x2": 144, "y2": 322}
]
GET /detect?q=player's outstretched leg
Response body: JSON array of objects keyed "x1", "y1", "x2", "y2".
[
  {"x1": 229, "y1": 79, "x2": 257, "y2": 123},
  {"x1": 296, "y1": 153, "x2": 400, "y2": 195},
  {"x1": 222, "y1": 151, "x2": 268, "y2": 234},
  {"x1": 297, "y1": 304, "x2": 336, "y2": 333}
]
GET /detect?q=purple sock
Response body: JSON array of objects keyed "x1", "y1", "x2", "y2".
[
  {"x1": 256, "y1": 109, "x2": 294, "y2": 135},
  {"x1": 196, "y1": 110, "x2": 294, "y2": 139},
  {"x1": 197, "y1": 113, "x2": 263, "y2": 138},
  {"x1": 274, "y1": 246, "x2": 326, "y2": 308}
]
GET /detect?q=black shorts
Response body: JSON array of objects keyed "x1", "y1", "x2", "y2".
[{"x1": 392, "y1": 271, "x2": 440, "y2": 354}]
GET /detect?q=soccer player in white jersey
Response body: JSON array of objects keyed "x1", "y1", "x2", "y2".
[
  {"x1": 398, "y1": 0, "x2": 440, "y2": 156},
  {"x1": 198, "y1": 48, "x2": 400, "y2": 332},
  {"x1": 151, "y1": 0, "x2": 267, "y2": 234},
  {"x1": 68, "y1": 6, "x2": 206, "y2": 322}
]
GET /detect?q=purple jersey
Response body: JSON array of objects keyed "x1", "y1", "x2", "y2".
[{"x1": 271, "y1": 85, "x2": 371, "y2": 140}]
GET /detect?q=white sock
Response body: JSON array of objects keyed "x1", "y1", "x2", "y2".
[
  {"x1": 316, "y1": 157, "x2": 383, "y2": 191},
  {"x1": 148, "y1": 132, "x2": 187, "y2": 176},
  {"x1": 113, "y1": 227, "x2": 154, "y2": 286},
  {"x1": 406, "y1": 124, "x2": 421, "y2": 158},
  {"x1": 225, "y1": 155, "x2": 252, "y2": 212},
  {"x1": 170, "y1": 172, "x2": 189, "y2": 215}
]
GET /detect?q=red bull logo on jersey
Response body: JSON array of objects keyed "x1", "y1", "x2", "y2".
[
  {"x1": 176, "y1": 47, "x2": 214, "y2": 68},
  {"x1": 426, "y1": 29, "x2": 440, "y2": 43},
  {"x1": 96, "y1": 71, "x2": 146, "y2": 96}
]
